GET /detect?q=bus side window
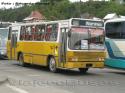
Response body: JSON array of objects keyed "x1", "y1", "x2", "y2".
[
  {"x1": 45, "y1": 24, "x2": 51, "y2": 41},
  {"x1": 36, "y1": 25, "x2": 45, "y2": 41},
  {"x1": 20, "y1": 26, "x2": 26, "y2": 40},
  {"x1": 45, "y1": 24, "x2": 58, "y2": 41},
  {"x1": 35, "y1": 25, "x2": 39, "y2": 41},
  {"x1": 25, "y1": 26, "x2": 32, "y2": 41},
  {"x1": 31, "y1": 26, "x2": 36, "y2": 40},
  {"x1": 50, "y1": 24, "x2": 58, "y2": 41}
]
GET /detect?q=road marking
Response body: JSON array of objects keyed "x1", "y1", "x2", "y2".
[{"x1": 6, "y1": 84, "x2": 29, "y2": 93}]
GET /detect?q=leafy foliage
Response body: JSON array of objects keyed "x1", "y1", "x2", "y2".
[{"x1": 0, "y1": 0, "x2": 125, "y2": 22}]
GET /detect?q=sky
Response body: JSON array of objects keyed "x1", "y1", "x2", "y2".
[{"x1": 0, "y1": 0, "x2": 109, "y2": 9}]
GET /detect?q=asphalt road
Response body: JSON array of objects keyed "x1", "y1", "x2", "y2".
[{"x1": 0, "y1": 60, "x2": 125, "y2": 93}]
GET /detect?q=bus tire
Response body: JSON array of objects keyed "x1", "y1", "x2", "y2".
[
  {"x1": 19, "y1": 53, "x2": 26, "y2": 67},
  {"x1": 48, "y1": 57, "x2": 57, "y2": 73},
  {"x1": 79, "y1": 68, "x2": 88, "y2": 73}
]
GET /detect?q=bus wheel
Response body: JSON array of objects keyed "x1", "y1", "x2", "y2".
[
  {"x1": 19, "y1": 53, "x2": 26, "y2": 67},
  {"x1": 79, "y1": 68, "x2": 88, "y2": 73},
  {"x1": 49, "y1": 57, "x2": 57, "y2": 73}
]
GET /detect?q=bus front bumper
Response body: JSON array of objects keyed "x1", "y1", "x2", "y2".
[{"x1": 63, "y1": 61, "x2": 104, "y2": 69}]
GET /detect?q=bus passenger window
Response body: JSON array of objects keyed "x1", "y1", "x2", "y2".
[
  {"x1": 45, "y1": 25, "x2": 51, "y2": 41},
  {"x1": 20, "y1": 26, "x2": 26, "y2": 40},
  {"x1": 25, "y1": 26, "x2": 32, "y2": 40},
  {"x1": 36, "y1": 25, "x2": 45, "y2": 41},
  {"x1": 45, "y1": 24, "x2": 58, "y2": 41},
  {"x1": 31, "y1": 26, "x2": 36, "y2": 40}
]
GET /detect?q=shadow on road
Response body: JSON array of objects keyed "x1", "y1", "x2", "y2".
[
  {"x1": 107, "y1": 71, "x2": 125, "y2": 75},
  {"x1": 104, "y1": 67, "x2": 125, "y2": 75},
  {"x1": 12, "y1": 63, "x2": 100, "y2": 76},
  {"x1": 56, "y1": 69, "x2": 99, "y2": 76}
]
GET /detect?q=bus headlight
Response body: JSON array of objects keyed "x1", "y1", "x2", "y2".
[{"x1": 98, "y1": 58, "x2": 104, "y2": 61}]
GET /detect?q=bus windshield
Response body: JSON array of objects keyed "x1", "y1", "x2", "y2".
[
  {"x1": 68, "y1": 27, "x2": 104, "y2": 50},
  {"x1": 105, "y1": 22, "x2": 125, "y2": 39}
]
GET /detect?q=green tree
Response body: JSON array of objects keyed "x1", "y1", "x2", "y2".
[{"x1": 1, "y1": 0, "x2": 125, "y2": 22}]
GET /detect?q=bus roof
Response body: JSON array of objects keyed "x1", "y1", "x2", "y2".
[
  {"x1": 105, "y1": 18, "x2": 125, "y2": 23},
  {"x1": 71, "y1": 18, "x2": 103, "y2": 22},
  {"x1": 10, "y1": 18, "x2": 103, "y2": 27},
  {"x1": 10, "y1": 18, "x2": 74, "y2": 26},
  {"x1": 10, "y1": 20, "x2": 69, "y2": 27}
]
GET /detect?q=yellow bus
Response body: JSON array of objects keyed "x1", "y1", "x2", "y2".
[{"x1": 7, "y1": 18, "x2": 106, "y2": 73}]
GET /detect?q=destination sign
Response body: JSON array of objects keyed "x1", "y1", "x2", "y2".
[{"x1": 72, "y1": 19, "x2": 104, "y2": 27}]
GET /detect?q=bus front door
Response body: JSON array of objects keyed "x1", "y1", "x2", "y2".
[
  {"x1": 59, "y1": 28, "x2": 68, "y2": 67},
  {"x1": 10, "y1": 32, "x2": 17, "y2": 60}
]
